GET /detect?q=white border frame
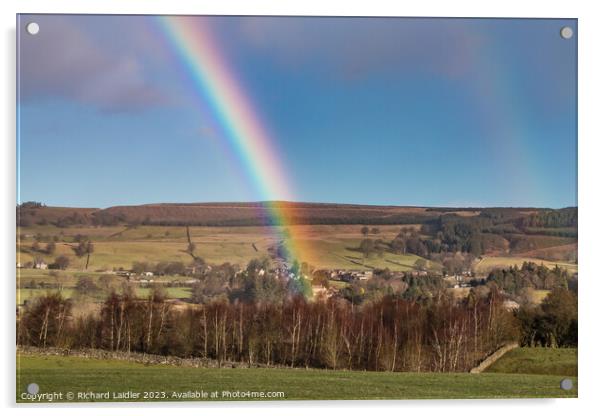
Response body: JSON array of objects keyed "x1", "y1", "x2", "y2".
[{"x1": 2, "y1": 1, "x2": 601, "y2": 415}]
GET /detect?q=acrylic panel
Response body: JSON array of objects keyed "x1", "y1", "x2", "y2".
[{"x1": 16, "y1": 14, "x2": 577, "y2": 403}]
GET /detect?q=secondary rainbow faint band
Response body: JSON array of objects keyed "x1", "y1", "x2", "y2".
[{"x1": 156, "y1": 16, "x2": 314, "y2": 266}]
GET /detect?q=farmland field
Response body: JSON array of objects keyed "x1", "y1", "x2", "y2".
[
  {"x1": 17, "y1": 353, "x2": 577, "y2": 402},
  {"x1": 17, "y1": 224, "x2": 425, "y2": 272},
  {"x1": 17, "y1": 287, "x2": 192, "y2": 305},
  {"x1": 531, "y1": 290, "x2": 551, "y2": 304},
  {"x1": 19, "y1": 224, "x2": 577, "y2": 275},
  {"x1": 17, "y1": 222, "x2": 578, "y2": 307}
]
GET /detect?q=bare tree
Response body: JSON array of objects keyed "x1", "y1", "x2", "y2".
[{"x1": 72, "y1": 240, "x2": 94, "y2": 270}]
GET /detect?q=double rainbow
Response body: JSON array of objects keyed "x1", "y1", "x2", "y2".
[{"x1": 156, "y1": 16, "x2": 313, "y2": 266}]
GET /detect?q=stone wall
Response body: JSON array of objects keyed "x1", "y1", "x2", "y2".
[
  {"x1": 469, "y1": 342, "x2": 519, "y2": 374},
  {"x1": 16, "y1": 345, "x2": 287, "y2": 369}
]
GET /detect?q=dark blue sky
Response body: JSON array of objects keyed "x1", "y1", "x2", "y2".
[{"x1": 17, "y1": 15, "x2": 577, "y2": 208}]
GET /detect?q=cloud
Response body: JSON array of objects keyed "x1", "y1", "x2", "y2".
[
  {"x1": 19, "y1": 15, "x2": 169, "y2": 112},
  {"x1": 17, "y1": 16, "x2": 487, "y2": 111},
  {"x1": 235, "y1": 17, "x2": 485, "y2": 80}
]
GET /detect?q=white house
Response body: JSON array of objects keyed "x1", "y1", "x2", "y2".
[{"x1": 33, "y1": 260, "x2": 48, "y2": 270}]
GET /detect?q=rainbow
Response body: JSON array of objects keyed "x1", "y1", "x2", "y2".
[{"x1": 155, "y1": 16, "x2": 313, "y2": 266}]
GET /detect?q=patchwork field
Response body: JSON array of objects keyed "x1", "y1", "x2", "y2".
[
  {"x1": 17, "y1": 224, "x2": 423, "y2": 272},
  {"x1": 17, "y1": 287, "x2": 192, "y2": 305},
  {"x1": 19, "y1": 224, "x2": 577, "y2": 274},
  {"x1": 17, "y1": 353, "x2": 577, "y2": 402},
  {"x1": 16, "y1": 221, "x2": 578, "y2": 307},
  {"x1": 518, "y1": 243, "x2": 578, "y2": 263}
]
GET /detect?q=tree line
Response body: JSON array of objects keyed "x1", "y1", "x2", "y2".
[
  {"x1": 484, "y1": 262, "x2": 574, "y2": 294},
  {"x1": 382, "y1": 208, "x2": 577, "y2": 260},
  {"x1": 516, "y1": 288, "x2": 577, "y2": 348},
  {"x1": 517, "y1": 208, "x2": 577, "y2": 229},
  {"x1": 17, "y1": 289, "x2": 520, "y2": 372}
]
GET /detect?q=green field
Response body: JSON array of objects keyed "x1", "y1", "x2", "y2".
[
  {"x1": 17, "y1": 224, "x2": 422, "y2": 272},
  {"x1": 531, "y1": 290, "x2": 551, "y2": 304},
  {"x1": 17, "y1": 268, "x2": 187, "y2": 285},
  {"x1": 17, "y1": 224, "x2": 577, "y2": 309},
  {"x1": 17, "y1": 287, "x2": 192, "y2": 305},
  {"x1": 18, "y1": 224, "x2": 578, "y2": 275},
  {"x1": 17, "y1": 353, "x2": 577, "y2": 402},
  {"x1": 486, "y1": 347, "x2": 577, "y2": 377}
]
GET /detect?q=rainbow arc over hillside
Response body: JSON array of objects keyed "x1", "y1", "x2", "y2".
[{"x1": 156, "y1": 16, "x2": 313, "y2": 265}]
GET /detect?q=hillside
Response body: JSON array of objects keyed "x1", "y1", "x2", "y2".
[
  {"x1": 17, "y1": 202, "x2": 578, "y2": 264},
  {"x1": 17, "y1": 202, "x2": 454, "y2": 227},
  {"x1": 17, "y1": 201, "x2": 563, "y2": 227},
  {"x1": 17, "y1": 205, "x2": 97, "y2": 227},
  {"x1": 97, "y1": 202, "x2": 442, "y2": 226}
]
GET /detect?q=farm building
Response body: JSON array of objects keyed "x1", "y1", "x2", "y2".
[{"x1": 32, "y1": 260, "x2": 48, "y2": 270}]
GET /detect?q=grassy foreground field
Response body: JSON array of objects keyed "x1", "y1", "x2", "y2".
[
  {"x1": 17, "y1": 354, "x2": 576, "y2": 402},
  {"x1": 486, "y1": 347, "x2": 577, "y2": 377}
]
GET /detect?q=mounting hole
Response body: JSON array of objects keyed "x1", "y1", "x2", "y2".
[
  {"x1": 560, "y1": 378, "x2": 573, "y2": 390},
  {"x1": 560, "y1": 26, "x2": 573, "y2": 40},
  {"x1": 27, "y1": 383, "x2": 39, "y2": 395},
  {"x1": 26, "y1": 22, "x2": 40, "y2": 35}
]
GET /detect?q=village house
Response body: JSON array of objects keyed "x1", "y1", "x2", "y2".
[
  {"x1": 338, "y1": 270, "x2": 374, "y2": 282},
  {"x1": 353, "y1": 270, "x2": 373, "y2": 281},
  {"x1": 33, "y1": 259, "x2": 48, "y2": 270}
]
